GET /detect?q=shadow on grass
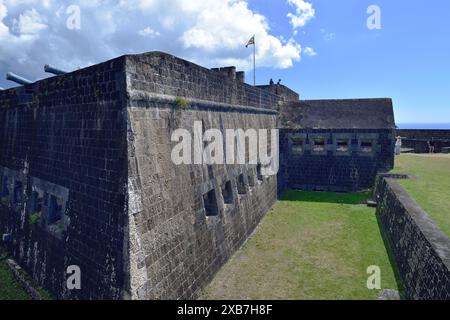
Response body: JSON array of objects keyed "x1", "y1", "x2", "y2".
[{"x1": 280, "y1": 190, "x2": 371, "y2": 205}]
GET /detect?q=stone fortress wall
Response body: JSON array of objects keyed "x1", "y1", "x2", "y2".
[
  {"x1": 126, "y1": 52, "x2": 286, "y2": 110},
  {"x1": 124, "y1": 53, "x2": 279, "y2": 299},
  {"x1": 0, "y1": 52, "x2": 281, "y2": 299},
  {"x1": 396, "y1": 129, "x2": 450, "y2": 153},
  {"x1": 396, "y1": 129, "x2": 450, "y2": 141},
  {"x1": 278, "y1": 99, "x2": 396, "y2": 192},
  {"x1": 375, "y1": 176, "x2": 450, "y2": 299},
  {"x1": 0, "y1": 56, "x2": 129, "y2": 299},
  {"x1": 279, "y1": 128, "x2": 394, "y2": 192},
  {"x1": 4, "y1": 51, "x2": 434, "y2": 300}
]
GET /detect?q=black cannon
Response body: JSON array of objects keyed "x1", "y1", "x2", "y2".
[
  {"x1": 6, "y1": 72, "x2": 32, "y2": 85},
  {"x1": 44, "y1": 64, "x2": 67, "y2": 75}
]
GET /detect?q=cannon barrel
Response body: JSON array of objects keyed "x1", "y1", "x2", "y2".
[
  {"x1": 44, "y1": 64, "x2": 67, "y2": 75},
  {"x1": 6, "y1": 72, "x2": 32, "y2": 85}
]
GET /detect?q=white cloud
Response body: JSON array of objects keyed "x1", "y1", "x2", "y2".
[
  {"x1": 287, "y1": 0, "x2": 315, "y2": 30},
  {"x1": 181, "y1": 1, "x2": 267, "y2": 51},
  {"x1": 0, "y1": 2, "x2": 9, "y2": 37},
  {"x1": 119, "y1": 0, "x2": 158, "y2": 10},
  {"x1": 180, "y1": 0, "x2": 301, "y2": 69},
  {"x1": 138, "y1": 26, "x2": 160, "y2": 38},
  {"x1": 303, "y1": 46, "x2": 316, "y2": 57},
  {"x1": 323, "y1": 32, "x2": 335, "y2": 41},
  {"x1": 0, "y1": 0, "x2": 307, "y2": 88},
  {"x1": 13, "y1": 8, "x2": 47, "y2": 34}
]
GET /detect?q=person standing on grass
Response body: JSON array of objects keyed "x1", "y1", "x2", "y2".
[
  {"x1": 395, "y1": 136, "x2": 402, "y2": 155},
  {"x1": 428, "y1": 137, "x2": 435, "y2": 153}
]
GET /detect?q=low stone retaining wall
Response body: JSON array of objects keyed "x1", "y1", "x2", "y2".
[
  {"x1": 374, "y1": 176, "x2": 450, "y2": 299},
  {"x1": 6, "y1": 258, "x2": 47, "y2": 300},
  {"x1": 396, "y1": 129, "x2": 450, "y2": 141},
  {"x1": 397, "y1": 129, "x2": 450, "y2": 153},
  {"x1": 401, "y1": 139, "x2": 450, "y2": 153}
]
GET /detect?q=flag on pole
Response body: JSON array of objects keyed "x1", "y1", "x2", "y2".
[
  {"x1": 245, "y1": 35, "x2": 255, "y2": 48},
  {"x1": 245, "y1": 35, "x2": 256, "y2": 86}
]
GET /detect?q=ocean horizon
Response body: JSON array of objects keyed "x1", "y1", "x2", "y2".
[{"x1": 397, "y1": 123, "x2": 450, "y2": 130}]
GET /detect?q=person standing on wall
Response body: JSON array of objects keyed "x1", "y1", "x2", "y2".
[
  {"x1": 395, "y1": 136, "x2": 402, "y2": 155},
  {"x1": 428, "y1": 137, "x2": 435, "y2": 153}
]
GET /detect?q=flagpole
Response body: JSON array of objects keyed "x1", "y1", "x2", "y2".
[{"x1": 253, "y1": 35, "x2": 256, "y2": 86}]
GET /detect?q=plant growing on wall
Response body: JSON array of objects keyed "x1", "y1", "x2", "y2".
[
  {"x1": 175, "y1": 96, "x2": 190, "y2": 109},
  {"x1": 29, "y1": 212, "x2": 41, "y2": 226}
]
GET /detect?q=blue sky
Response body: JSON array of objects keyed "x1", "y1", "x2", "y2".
[
  {"x1": 0, "y1": 0, "x2": 449, "y2": 124},
  {"x1": 250, "y1": 0, "x2": 450, "y2": 124}
]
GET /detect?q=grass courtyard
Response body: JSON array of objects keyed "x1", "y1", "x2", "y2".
[
  {"x1": 393, "y1": 154, "x2": 450, "y2": 237},
  {"x1": 0, "y1": 248, "x2": 30, "y2": 300},
  {"x1": 0, "y1": 247, "x2": 52, "y2": 300},
  {"x1": 203, "y1": 191, "x2": 399, "y2": 300}
]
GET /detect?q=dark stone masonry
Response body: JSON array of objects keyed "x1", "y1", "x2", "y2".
[
  {"x1": 375, "y1": 177, "x2": 450, "y2": 300},
  {"x1": 0, "y1": 56, "x2": 128, "y2": 299},
  {"x1": 278, "y1": 99, "x2": 395, "y2": 192},
  {"x1": 396, "y1": 129, "x2": 450, "y2": 141},
  {"x1": 2, "y1": 50, "x2": 443, "y2": 300},
  {"x1": 0, "y1": 52, "x2": 280, "y2": 299},
  {"x1": 396, "y1": 129, "x2": 450, "y2": 153}
]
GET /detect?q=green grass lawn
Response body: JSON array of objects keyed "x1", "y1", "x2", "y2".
[
  {"x1": 393, "y1": 154, "x2": 450, "y2": 237},
  {"x1": 0, "y1": 248, "x2": 30, "y2": 300},
  {"x1": 203, "y1": 191, "x2": 399, "y2": 300}
]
